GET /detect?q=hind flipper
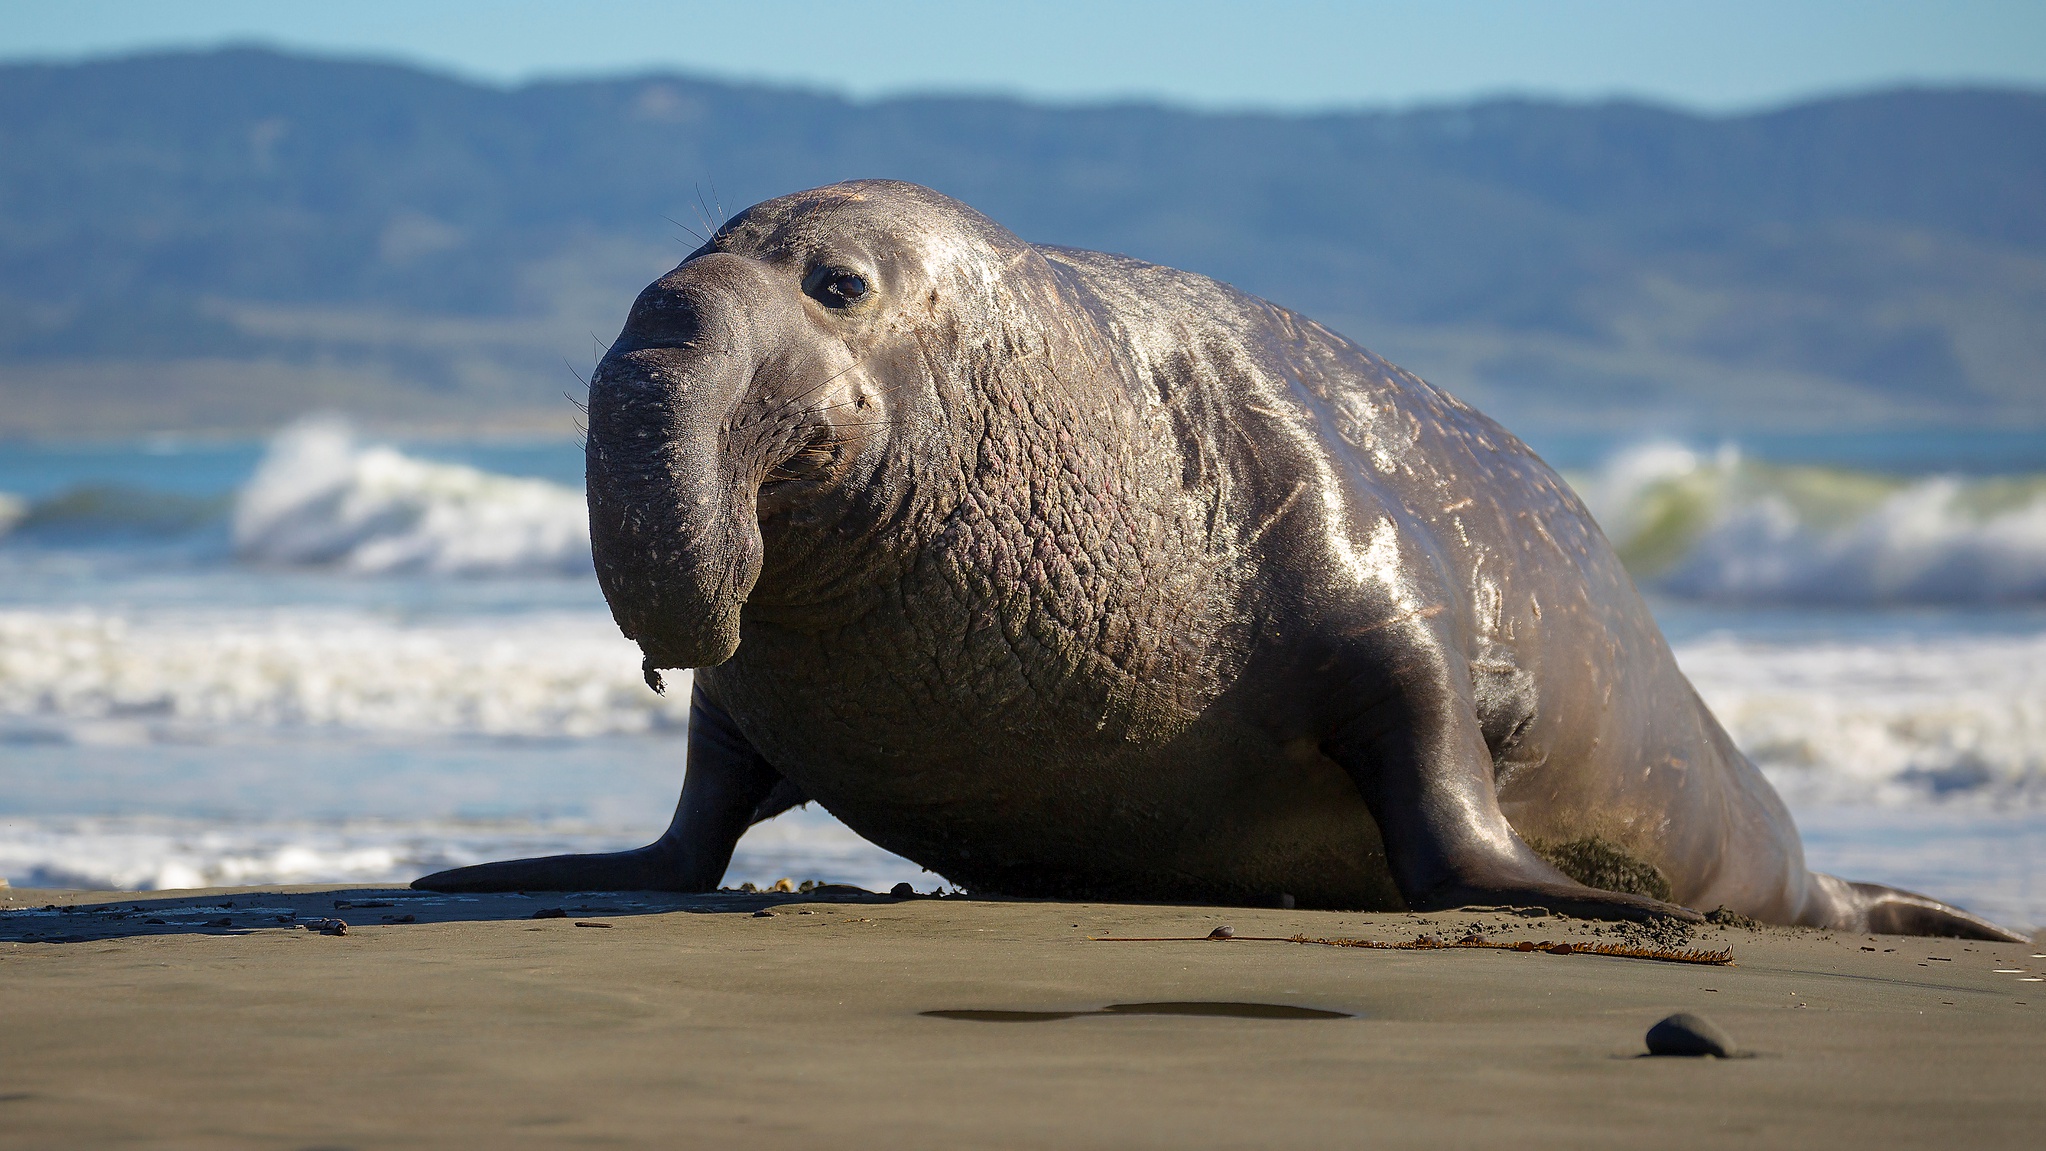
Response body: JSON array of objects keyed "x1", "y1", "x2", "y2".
[
  {"x1": 1849, "y1": 880, "x2": 2028, "y2": 941},
  {"x1": 1807, "y1": 873, "x2": 2026, "y2": 941}
]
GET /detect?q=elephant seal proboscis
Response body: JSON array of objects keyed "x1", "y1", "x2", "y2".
[{"x1": 418, "y1": 180, "x2": 2021, "y2": 940}]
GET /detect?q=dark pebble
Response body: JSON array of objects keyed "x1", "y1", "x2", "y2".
[
  {"x1": 1646, "y1": 1012, "x2": 1737, "y2": 1057},
  {"x1": 532, "y1": 908, "x2": 567, "y2": 919},
  {"x1": 752, "y1": 909, "x2": 775, "y2": 918}
]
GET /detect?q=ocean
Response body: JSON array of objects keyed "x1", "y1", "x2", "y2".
[{"x1": 2, "y1": 418, "x2": 2042, "y2": 929}]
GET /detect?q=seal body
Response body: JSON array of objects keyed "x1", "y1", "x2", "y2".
[{"x1": 418, "y1": 181, "x2": 2019, "y2": 940}]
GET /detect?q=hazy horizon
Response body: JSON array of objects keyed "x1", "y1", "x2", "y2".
[{"x1": 5, "y1": 0, "x2": 2044, "y2": 115}]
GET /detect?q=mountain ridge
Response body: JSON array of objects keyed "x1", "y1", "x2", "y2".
[{"x1": 2, "y1": 47, "x2": 2041, "y2": 437}]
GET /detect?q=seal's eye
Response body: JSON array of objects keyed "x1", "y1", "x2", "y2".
[{"x1": 809, "y1": 268, "x2": 869, "y2": 307}]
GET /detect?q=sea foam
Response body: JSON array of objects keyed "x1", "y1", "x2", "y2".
[
  {"x1": 1674, "y1": 629, "x2": 2046, "y2": 806},
  {"x1": 0, "y1": 811, "x2": 923, "y2": 894},
  {"x1": 0, "y1": 608, "x2": 690, "y2": 743}
]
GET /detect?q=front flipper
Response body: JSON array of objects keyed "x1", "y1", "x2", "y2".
[
  {"x1": 1326, "y1": 646, "x2": 1701, "y2": 925},
  {"x1": 1804, "y1": 873, "x2": 2027, "y2": 942},
  {"x1": 413, "y1": 688, "x2": 788, "y2": 893}
]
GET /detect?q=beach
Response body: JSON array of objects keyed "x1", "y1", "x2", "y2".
[{"x1": 3, "y1": 884, "x2": 2041, "y2": 1149}]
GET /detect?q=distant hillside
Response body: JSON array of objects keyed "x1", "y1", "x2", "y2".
[{"x1": 2, "y1": 48, "x2": 2043, "y2": 437}]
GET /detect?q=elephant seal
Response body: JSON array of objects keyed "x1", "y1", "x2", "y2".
[{"x1": 419, "y1": 180, "x2": 2019, "y2": 940}]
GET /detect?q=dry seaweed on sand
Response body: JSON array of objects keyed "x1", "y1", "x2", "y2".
[{"x1": 1091, "y1": 930, "x2": 1735, "y2": 967}]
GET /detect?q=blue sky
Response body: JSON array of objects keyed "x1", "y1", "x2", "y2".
[{"x1": 3, "y1": 0, "x2": 2044, "y2": 111}]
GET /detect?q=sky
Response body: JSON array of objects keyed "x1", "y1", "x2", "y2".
[{"x1": 2, "y1": 0, "x2": 2044, "y2": 112}]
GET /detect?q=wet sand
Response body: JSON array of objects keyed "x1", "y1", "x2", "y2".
[{"x1": 2, "y1": 884, "x2": 2040, "y2": 1149}]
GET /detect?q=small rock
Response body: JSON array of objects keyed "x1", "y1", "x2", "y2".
[
  {"x1": 531, "y1": 908, "x2": 567, "y2": 919},
  {"x1": 1414, "y1": 933, "x2": 1444, "y2": 946},
  {"x1": 144, "y1": 918, "x2": 165, "y2": 925},
  {"x1": 573, "y1": 921, "x2": 612, "y2": 928},
  {"x1": 1208, "y1": 925, "x2": 1236, "y2": 940},
  {"x1": 380, "y1": 913, "x2": 417, "y2": 923},
  {"x1": 890, "y1": 882, "x2": 916, "y2": 898},
  {"x1": 753, "y1": 909, "x2": 776, "y2": 918},
  {"x1": 1645, "y1": 1012, "x2": 1737, "y2": 1057}
]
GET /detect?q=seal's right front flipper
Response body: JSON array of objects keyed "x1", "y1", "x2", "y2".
[{"x1": 414, "y1": 686, "x2": 787, "y2": 893}]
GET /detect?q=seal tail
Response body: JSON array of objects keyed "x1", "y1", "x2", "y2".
[{"x1": 1806, "y1": 872, "x2": 2027, "y2": 942}]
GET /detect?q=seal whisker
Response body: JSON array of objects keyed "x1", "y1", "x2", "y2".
[
  {"x1": 661, "y1": 213, "x2": 707, "y2": 245},
  {"x1": 694, "y1": 183, "x2": 721, "y2": 237}
]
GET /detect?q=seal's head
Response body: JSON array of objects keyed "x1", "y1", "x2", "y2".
[{"x1": 587, "y1": 180, "x2": 1064, "y2": 672}]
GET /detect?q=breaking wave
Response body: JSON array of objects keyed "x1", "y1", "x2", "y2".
[
  {"x1": 232, "y1": 418, "x2": 591, "y2": 576},
  {"x1": 1571, "y1": 442, "x2": 2046, "y2": 604}
]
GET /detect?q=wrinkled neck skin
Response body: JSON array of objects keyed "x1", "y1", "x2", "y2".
[{"x1": 753, "y1": 263, "x2": 1161, "y2": 637}]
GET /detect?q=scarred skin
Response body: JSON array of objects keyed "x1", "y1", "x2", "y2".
[{"x1": 418, "y1": 181, "x2": 2020, "y2": 940}]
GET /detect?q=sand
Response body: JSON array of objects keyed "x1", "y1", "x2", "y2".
[{"x1": 2, "y1": 884, "x2": 2041, "y2": 1149}]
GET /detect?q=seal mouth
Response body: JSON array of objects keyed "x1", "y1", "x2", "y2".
[{"x1": 762, "y1": 425, "x2": 839, "y2": 488}]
